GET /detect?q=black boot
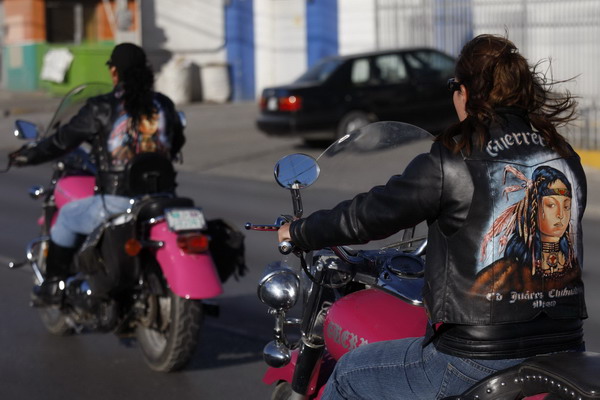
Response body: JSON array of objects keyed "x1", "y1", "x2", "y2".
[{"x1": 32, "y1": 241, "x2": 75, "y2": 306}]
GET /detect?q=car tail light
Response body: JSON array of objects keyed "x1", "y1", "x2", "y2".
[
  {"x1": 279, "y1": 95, "x2": 302, "y2": 112},
  {"x1": 177, "y1": 233, "x2": 210, "y2": 254},
  {"x1": 259, "y1": 96, "x2": 268, "y2": 110}
]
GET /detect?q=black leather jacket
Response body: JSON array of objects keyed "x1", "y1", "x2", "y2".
[
  {"x1": 20, "y1": 88, "x2": 185, "y2": 196},
  {"x1": 290, "y1": 110, "x2": 587, "y2": 358}
]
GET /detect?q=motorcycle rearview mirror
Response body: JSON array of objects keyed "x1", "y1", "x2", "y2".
[
  {"x1": 274, "y1": 153, "x2": 320, "y2": 190},
  {"x1": 14, "y1": 120, "x2": 39, "y2": 140},
  {"x1": 274, "y1": 153, "x2": 320, "y2": 219}
]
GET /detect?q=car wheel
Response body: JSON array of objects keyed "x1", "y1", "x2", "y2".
[{"x1": 336, "y1": 111, "x2": 373, "y2": 139}]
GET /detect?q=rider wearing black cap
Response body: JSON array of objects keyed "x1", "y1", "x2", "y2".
[{"x1": 10, "y1": 43, "x2": 185, "y2": 304}]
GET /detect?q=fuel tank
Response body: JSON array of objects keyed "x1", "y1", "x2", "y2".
[
  {"x1": 324, "y1": 288, "x2": 428, "y2": 361},
  {"x1": 54, "y1": 176, "x2": 96, "y2": 209}
]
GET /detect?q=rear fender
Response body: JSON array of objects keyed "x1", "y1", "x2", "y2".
[{"x1": 150, "y1": 221, "x2": 223, "y2": 299}]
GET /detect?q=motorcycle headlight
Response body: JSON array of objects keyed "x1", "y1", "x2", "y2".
[{"x1": 257, "y1": 262, "x2": 300, "y2": 311}]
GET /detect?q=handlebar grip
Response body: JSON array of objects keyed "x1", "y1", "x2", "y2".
[{"x1": 278, "y1": 241, "x2": 294, "y2": 255}]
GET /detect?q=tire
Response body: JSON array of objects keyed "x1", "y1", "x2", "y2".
[
  {"x1": 38, "y1": 307, "x2": 73, "y2": 336},
  {"x1": 336, "y1": 111, "x2": 373, "y2": 139},
  {"x1": 136, "y1": 288, "x2": 204, "y2": 372},
  {"x1": 271, "y1": 381, "x2": 293, "y2": 400},
  {"x1": 34, "y1": 239, "x2": 73, "y2": 336}
]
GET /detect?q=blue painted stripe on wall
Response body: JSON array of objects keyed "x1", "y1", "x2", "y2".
[
  {"x1": 306, "y1": 0, "x2": 339, "y2": 68},
  {"x1": 226, "y1": 0, "x2": 255, "y2": 101}
]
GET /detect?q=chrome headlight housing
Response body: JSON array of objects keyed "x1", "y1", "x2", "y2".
[{"x1": 257, "y1": 262, "x2": 300, "y2": 311}]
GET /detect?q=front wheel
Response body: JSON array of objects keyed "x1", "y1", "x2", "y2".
[
  {"x1": 136, "y1": 288, "x2": 204, "y2": 372},
  {"x1": 35, "y1": 239, "x2": 73, "y2": 336},
  {"x1": 272, "y1": 381, "x2": 293, "y2": 400}
]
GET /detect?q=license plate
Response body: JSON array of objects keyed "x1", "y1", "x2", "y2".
[
  {"x1": 165, "y1": 208, "x2": 207, "y2": 232},
  {"x1": 267, "y1": 97, "x2": 278, "y2": 111}
]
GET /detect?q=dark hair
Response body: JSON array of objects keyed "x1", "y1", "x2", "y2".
[
  {"x1": 505, "y1": 166, "x2": 574, "y2": 272},
  {"x1": 437, "y1": 34, "x2": 577, "y2": 156},
  {"x1": 120, "y1": 62, "x2": 156, "y2": 129}
]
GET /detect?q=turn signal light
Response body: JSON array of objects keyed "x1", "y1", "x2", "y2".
[
  {"x1": 279, "y1": 96, "x2": 302, "y2": 112},
  {"x1": 177, "y1": 233, "x2": 209, "y2": 254},
  {"x1": 124, "y1": 238, "x2": 143, "y2": 256}
]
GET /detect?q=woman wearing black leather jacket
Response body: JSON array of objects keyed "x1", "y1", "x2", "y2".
[
  {"x1": 278, "y1": 34, "x2": 587, "y2": 399},
  {"x1": 9, "y1": 43, "x2": 185, "y2": 305}
]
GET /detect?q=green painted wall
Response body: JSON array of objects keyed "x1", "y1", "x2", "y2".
[
  {"x1": 2, "y1": 44, "x2": 44, "y2": 91},
  {"x1": 40, "y1": 42, "x2": 114, "y2": 96},
  {"x1": 2, "y1": 42, "x2": 114, "y2": 95}
]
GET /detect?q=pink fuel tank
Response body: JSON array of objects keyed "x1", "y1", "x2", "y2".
[
  {"x1": 54, "y1": 176, "x2": 96, "y2": 209},
  {"x1": 323, "y1": 288, "x2": 428, "y2": 361}
]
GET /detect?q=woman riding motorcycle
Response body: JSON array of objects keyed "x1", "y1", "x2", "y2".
[
  {"x1": 278, "y1": 34, "x2": 587, "y2": 399},
  {"x1": 9, "y1": 43, "x2": 185, "y2": 305}
]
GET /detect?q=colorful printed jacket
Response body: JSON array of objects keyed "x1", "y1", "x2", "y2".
[
  {"x1": 20, "y1": 87, "x2": 185, "y2": 197},
  {"x1": 290, "y1": 109, "x2": 587, "y2": 357}
]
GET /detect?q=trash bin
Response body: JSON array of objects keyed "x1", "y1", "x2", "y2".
[
  {"x1": 156, "y1": 57, "x2": 193, "y2": 105},
  {"x1": 200, "y1": 62, "x2": 230, "y2": 104}
]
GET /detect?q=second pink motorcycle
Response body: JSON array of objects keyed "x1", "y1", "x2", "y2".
[{"x1": 9, "y1": 83, "x2": 228, "y2": 372}]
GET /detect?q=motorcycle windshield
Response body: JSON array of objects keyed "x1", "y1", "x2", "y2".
[
  {"x1": 303, "y1": 121, "x2": 436, "y2": 249},
  {"x1": 42, "y1": 83, "x2": 113, "y2": 138}
]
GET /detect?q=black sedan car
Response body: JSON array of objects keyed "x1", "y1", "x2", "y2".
[{"x1": 256, "y1": 47, "x2": 458, "y2": 145}]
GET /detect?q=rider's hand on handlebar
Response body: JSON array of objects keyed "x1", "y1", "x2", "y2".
[
  {"x1": 8, "y1": 144, "x2": 34, "y2": 167},
  {"x1": 277, "y1": 222, "x2": 292, "y2": 243}
]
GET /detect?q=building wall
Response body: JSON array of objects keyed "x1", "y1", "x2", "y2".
[
  {"x1": 338, "y1": 0, "x2": 375, "y2": 55},
  {"x1": 141, "y1": 0, "x2": 227, "y2": 102},
  {"x1": 254, "y1": 0, "x2": 306, "y2": 97}
]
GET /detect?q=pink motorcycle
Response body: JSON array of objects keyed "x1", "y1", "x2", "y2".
[
  {"x1": 246, "y1": 122, "x2": 600, "y2": 399},
  {"x1": 8, "y1": 83, "x2": 226, "y2": 372}
]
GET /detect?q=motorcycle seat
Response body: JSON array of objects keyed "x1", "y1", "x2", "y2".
[
  {"x1": 135, "y1": 197, "x2": 195, "y2": 222},
  {"x1": 442, "y1": 351, "x2": 600, "y2": 400}
]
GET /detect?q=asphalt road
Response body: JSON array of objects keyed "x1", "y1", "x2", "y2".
[{"x1": 0, "y1": 99, "x2": 599, "y2": 399}]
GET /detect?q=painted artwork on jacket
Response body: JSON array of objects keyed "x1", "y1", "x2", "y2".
[
  {"x1": 107, "y1": 100, "x2": 169, "y2": 168},
  {"x1": 471, "y1": 165, "x2": 582, "y2": 305}
]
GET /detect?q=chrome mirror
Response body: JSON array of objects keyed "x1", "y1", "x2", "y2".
[{"x1": 274, "y1": 153, "x2": 320, "y2": 190}]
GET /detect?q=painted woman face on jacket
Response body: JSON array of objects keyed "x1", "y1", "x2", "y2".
[{"x1": 538, "y1": 179, "x2": 571, "y2": 242}]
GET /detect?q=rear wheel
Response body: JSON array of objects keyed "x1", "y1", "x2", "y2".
[{"x1": 136, "y1": 287, "x2": 204, "y2": 372}]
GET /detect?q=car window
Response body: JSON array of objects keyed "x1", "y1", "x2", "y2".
[
  {"x1": 295, "y1": 58, "x2": 343, "y2": 84},
  {"x1": 351, "y1": 58, "x2": 370, "y2": 85},
  {"x1": 374, "y1": 54, "x2": 408, "y2": 84},
  {"x1": 404, "y1": 50, "x2": 455, "y2": 79}
]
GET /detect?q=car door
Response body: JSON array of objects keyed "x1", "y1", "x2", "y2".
[
  {"x1": 342, "y1": 53, "x2": 417, "y2": 123},
  {"x1": 402, "y1": 50, "x2": 456, "y2": 131}
]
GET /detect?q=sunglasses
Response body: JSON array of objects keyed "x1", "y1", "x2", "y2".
[{"x1": 447, "y1": 78, "x2": 461, "y2": 92}]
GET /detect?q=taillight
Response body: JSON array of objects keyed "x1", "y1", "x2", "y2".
[
  {"x1": 177, "y1": 233, "x2": 209, "y2": 254},
  {"x1": 124, "y1": 238, "x2": 143, "y2": 256},
  {"x1": 259, "y1": 96, "x2": 267, "y2": 110},
  {"x1": 279, "y1": 95, "x2": 302, "y2": 112}
]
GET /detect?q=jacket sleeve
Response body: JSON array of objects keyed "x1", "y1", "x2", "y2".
[
  {"x1": 289, "y1": 143, "x2": 445, "y2": 251},
  {"x1": 18, "y1": 99, "x2": 104, "y2": 165}
]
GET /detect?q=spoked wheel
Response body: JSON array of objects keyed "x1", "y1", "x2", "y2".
[
  {"x1": 272, "y1": 381, "x2": 293, "y2": 400},
  {"x1": 136, "y1": 287, "x2": 204, "y2": 372},
  {"x1": 34, "y1": 239, "x2": 73, "y2": 336}
]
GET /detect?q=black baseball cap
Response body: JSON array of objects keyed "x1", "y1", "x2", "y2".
[{"x1": 106, "y1": 43, "x2": 147, "y2": 74}]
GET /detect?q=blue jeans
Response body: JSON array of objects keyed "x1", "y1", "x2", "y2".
[
  {"x1": 50, "y1": 195, "x2": 131, "y2": 248},
  {"x1": 321, "y1": 337, "x2": 524, "y2": 400}
]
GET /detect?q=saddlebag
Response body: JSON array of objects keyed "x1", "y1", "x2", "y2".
[
  {"x1": 76, "y1": 214, "x2": 136, "y2": 296},
  {"x1": 205, "y1": 218, "x2": 248, "y2": 283}
]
